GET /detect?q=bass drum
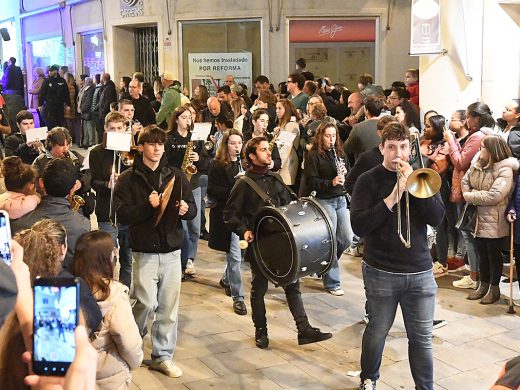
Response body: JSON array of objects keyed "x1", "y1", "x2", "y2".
[{"x1": 253, "y1": 197, "x2": 336, "y2": 286}]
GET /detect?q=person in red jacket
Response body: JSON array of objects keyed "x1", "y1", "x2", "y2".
[{"x1": 405, "y1": 68, "x2": 420, "y2": 107}]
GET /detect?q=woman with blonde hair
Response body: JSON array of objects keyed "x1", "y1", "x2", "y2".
[{"x1": 463, "y1": 135, "x2": 518, "y2": 304}]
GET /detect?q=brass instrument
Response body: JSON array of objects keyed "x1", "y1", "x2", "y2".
[
  {"x1": 68, "y1": 194, "x2": 85, "y2": 212},
  {"x1": 396, "y1": 134, "x2": 441, "y2": 248},
  {"x1": 204, "y1": 140, "x2": 214, "y2": 151},
  {"x1": 119, "y1": 147, "x2": 139, "y2": 166},
  {"x1": 268, "y1": 128, "x2": 280, "y2": 152},
  {"x1": 235, "y1": 150, "x2": 245, "y2": 178},
  {"x1": 181, "y1": 140, "x2": 197, "y2": 181}
]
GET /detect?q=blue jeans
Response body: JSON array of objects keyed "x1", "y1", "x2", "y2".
[
  {"x1": 199, "y1": 174, "x2": 208, "y2": 232},
  {"x1": 317, "y1": 196, "x2": 353, "y2": 291},
  {"x1": 181, "y1": 186, "x2": 201, "y2": 269},
  {"x1": 221, "y1": 232, "x2": 244, "y2": 302},
  {"x1": 98, "y1": 222, "x2": 133, "y2": 289},
  {"x1": 361, "y1": 263, "x2": 437, "y2": 389},
  {"x1": 461, "y1": 229, "x2": 479, "y2": 272},
  {"x1": 132, "y1": 250, "x2": 182, "y2": 363}
]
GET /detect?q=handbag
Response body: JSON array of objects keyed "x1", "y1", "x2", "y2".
[{"x1": 456, "y1": 203, "x2": 477, "y2": 232}]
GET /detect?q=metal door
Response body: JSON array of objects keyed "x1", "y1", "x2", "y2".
[{"x1": 134, "y1": 26, "x2": 158, "y2": 84}]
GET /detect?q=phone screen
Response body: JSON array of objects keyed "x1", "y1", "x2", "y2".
[
  {"x1": 33, "y1": 280, "x2": 79, "y2": 376},
  {"x1": 0, "y1": 212, "x2": 12, "y2": 266}
]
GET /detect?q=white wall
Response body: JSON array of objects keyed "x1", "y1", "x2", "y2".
[{"x1": 420, "y1": 0, "x2": 520, "y2": 119}]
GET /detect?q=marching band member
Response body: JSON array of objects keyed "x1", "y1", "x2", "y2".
[
  {"x1": 350, "y1": 123, "x2": 444, "y2": 390},
  {"x1": 4, "y1": 110, "x2": 42, "y2": 164},
  {"x1": 243, "y1": 109, "x2": 282, "y2": 171},
  {"x1": 207, "y1": 129, "x2": 247, "y2": 315},
  {"x1": 89, "y1": 111, "x2": 133, "y2": 288},
  {"x1": 165, "y1": 105, "x2": 210, "y2": 278},
  {"x1": 223, "y1": 136, "x2": 332, "y2": 349},
  {"x1": 113, "y1": 125, "x2": 196, "y2": 378},
  {"x1": 302, "y1": 121, "x2": 352, "y2": 296}
]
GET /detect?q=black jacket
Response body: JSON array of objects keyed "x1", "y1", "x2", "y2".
[
  {"x1": 131, "y1": 95, "x2": 156, "y2": 126},
  {"x1": 98, "y1": 80, "x2": 117, "y2": 120},
  {"x1": 79, "y1": 86, "x2": 95, "y2": 120},
  {"x1": 302, "y1": 148, "x2": 347, "y2": 198},
  {"x1": 38, "y1": 75, "x2": 70, "y2": 115},
  {"x1": 113, "y1": 154, "x2": 197, "y2": 253},
  {"x1": 207, "y1": 159, "x2": 241, "y2": 252},
  {"x1": 89, "y1": 145, "x2": 130, "y2": 222},
  {"x1": 345, "y1": 146, "x2": 382, "y2": 195},
  {"x1": 506, "y1": 123, "x2": 520, "y2": 159},
  {"x1": 4, "y1": 133, "x2": 40, "y2": 164}
]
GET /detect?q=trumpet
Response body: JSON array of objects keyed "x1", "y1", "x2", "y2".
[
  {"x1": 119, "y1": 147, "x2": 139, "y2": 167},
  {"x1": 395, "y1": 140, "x2": 441, "y2": 248},
  {"x1": 204, "y1": 140, "x2": 214, "y2": 151},
  {"x1": 68, "y1": 194, "x2": 85, "y2": 212}
]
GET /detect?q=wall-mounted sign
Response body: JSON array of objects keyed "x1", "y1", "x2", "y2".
[
  {"x1": 289, "y1": 20, "x2": 376, "y2": 43},
  {"x1": 410, "y1": 0, "x2": 441, "y2": 55},
  {"x1": 120, "y1": 0, "x2": 143, "y2": 18},
  {"x1": 187, "y1": 52, "x2": 252, "y2": 96}
]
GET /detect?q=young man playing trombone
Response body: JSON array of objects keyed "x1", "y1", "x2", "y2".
[{"x1": 350, "y1": 123, "x2": 445, "y2": 390}]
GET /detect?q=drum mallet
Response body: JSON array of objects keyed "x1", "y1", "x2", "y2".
[
  {"x1": 239, "y1": 240, "x2": 249, "y2": 249},
  {"x1": 508, "y1": 221, "x2": 516, "y2": 314}
]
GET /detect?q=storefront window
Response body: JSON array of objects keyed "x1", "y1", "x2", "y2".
[
  {"x1": 181, "y1": 20, "x2": 261, "y2": 96},
  {"x1": 289, "y1": 19, "x2": 376, "y2": 91},
  {"x1": 31, "y1": 36, "x2": 75, "y2": 76},
  {"x1": 0, "y1": 19, "x2": 18, "y2": 80},
  {"x1": 80, "y1": 31, "x2": 105, "y2": 76}
]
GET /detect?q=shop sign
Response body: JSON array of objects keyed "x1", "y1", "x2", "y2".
[
  {"x1": 120, "y1": 0, "x2": 143, "y2": 18},
  {"x1": 410, "y1": 0, "x2": 441, "y2": 55},
  {"x1": 188, "y1": 52, "x2": 252, "y2": 96},
  {"x1": 289, "y1": 20, "x2": 375, "y2": 43}
]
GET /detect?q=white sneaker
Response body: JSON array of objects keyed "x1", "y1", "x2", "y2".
[
  {"x1": 185, "y1": 259, "x2": 196, "y2": 275},
  {"x1": 433, "y1": 261, "x2": 448, "y2": 278},
  {"x1": 452, "y1": 275, "x2": 477, "y2": 289},
  {"x1": 345, "y1": 245, "x2": 363, "y2": 257},
  {"x1": 328, "y1": 288, "x2": 344, "y2": 296},
  {"x1": 149, "y1": 360, "x2": 183, "y2": 378}
]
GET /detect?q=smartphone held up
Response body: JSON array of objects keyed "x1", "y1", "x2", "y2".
[
  {"x1": 0, "y1": 210, "x2": 12, "y2": 265},
  {"x1": 33, "y1": 277, "x2": 80, "y2": 376}
]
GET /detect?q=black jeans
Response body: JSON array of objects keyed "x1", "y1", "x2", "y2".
[
  {"x1": 475, "y1": 237, "x2": 506, "y2": 286},
  {"x1": 249, "y1": 257, "x2": 309, "y2": 333}
]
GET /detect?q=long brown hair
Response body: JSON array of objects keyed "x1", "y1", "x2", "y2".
[
  {"x1": 311, "y1": 121, "x2": 344, "y2": 157},
  {"x1": 168, "y1": 105, "x2": 192, "y2": 133},
  {"x1": 71, "y1": 231, "x2": 115, "y2": 302},
  {"x1": 215, "y1": 129, "x2": 244, "y2": 166},
  {"x1": 1, "y1": 156, "x2": 37, "y2": 193},
  {"x1": 481, "y1": 134, "x2": 512, "y2": 169},
  {"x1": 276, "y1": 99, "x2": 299, "y2": 128}
]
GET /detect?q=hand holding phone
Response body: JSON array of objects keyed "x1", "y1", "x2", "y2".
[
  {"x1": 32, "y1": 277, "x2": 80, "y2": 376},
  {"x1": 0, "y1": 210, "x2": 12, "y2": 266}
]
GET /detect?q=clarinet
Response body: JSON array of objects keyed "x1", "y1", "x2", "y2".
[
  {"x1": 332, "y1": 147, "x2": 347, "y2": 178},
  {"x1": 235, "y1": 150, "x2": 245, "y2": 177}
]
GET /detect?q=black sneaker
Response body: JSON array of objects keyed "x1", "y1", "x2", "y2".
[
  {"x1": 255, "y1": 327, "x2": 269, "y2": 349},
  {"x1": 219, "y1": 279, "x2": 231, "y2": 297},
  {"x1": 233, "y1": 301, "x2": 247, "y2": 315},
  {"x1": 432, "y1": 319, "x2": 448, "y2": 330},
  {"x1": 298, "y1": 326, "x2": 332, "y2": 345},
  {"x1": 200, "y1": 229, "x2": 210, "y2": 241}
]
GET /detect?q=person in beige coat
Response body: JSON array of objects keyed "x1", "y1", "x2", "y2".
[
  {"x1": 71, "y1": 231, "x2": 143, "y2": 390},
  {"x1": 274, "y1": 99, "x2": 300, "y2": 187},
  {"x1": 462, "y1": 134, "x2": 518, "y2": 304}
]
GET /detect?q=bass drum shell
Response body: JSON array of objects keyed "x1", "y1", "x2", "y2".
[{"x1": 253, "y1": 197, "x2": 336, "y2": 286}]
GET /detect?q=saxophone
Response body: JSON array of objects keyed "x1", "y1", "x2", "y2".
[
  {"x1": 181, "y1": 140, "x2": 197, "y2": 181},
  {"x1": 68, "y1": 194, "x2": 85, "y2": 212},
  {"x1": 268, "y1": 128, "x2": 280, "y2": 152}
]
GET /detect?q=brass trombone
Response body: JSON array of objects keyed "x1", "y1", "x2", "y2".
[{"x1": 396, "y1": 137, "x2": 442, "y2": 248}]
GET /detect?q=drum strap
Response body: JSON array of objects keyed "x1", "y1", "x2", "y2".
[{"x1": 239, "y1": 173, "x2": 298, "y2": 206}]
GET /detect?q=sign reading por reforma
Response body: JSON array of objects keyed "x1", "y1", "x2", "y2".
[
  {"x1": 410, "y1": 0, "x2": 441, "y2": 55},
  {"x1": 188, "y1": 52, "x2": 252, "y2": 97},
  {"x1": 120, "y1": 0, "x2": 143, "y2": 18}
]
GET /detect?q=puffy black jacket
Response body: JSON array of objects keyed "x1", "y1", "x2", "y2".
[{"x1": 113, "y1": 154, "x2": 197, "y2": 253}]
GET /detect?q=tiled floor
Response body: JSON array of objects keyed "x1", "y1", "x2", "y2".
[{"x1": 126, "y1": 241, "x2": 520, "y2": 390}]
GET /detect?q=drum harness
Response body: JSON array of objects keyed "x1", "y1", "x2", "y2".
[{"x1": 237, "y1": 172, "x2": 298, "y2": 207}]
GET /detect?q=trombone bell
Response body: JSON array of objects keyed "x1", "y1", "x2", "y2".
[{"x1": 406, "y1": 168, "x2": 442, "y2": 199}]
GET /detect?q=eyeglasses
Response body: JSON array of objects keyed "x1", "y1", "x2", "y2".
[{"x1": 450, "y1": 119, "x2": 462, "y2": 122}]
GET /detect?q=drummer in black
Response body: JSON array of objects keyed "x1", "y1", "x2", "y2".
[{"x1": 223, "y1": 136, "x2": 332, "y2": 349}]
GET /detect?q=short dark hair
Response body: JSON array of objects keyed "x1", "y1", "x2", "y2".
[
  {"x1": 364, "y1": 95, "x2": 385, "y2": 117},
  {"x1": 288, "y1": 73, "x2": 305, "y2": 90},
  {"x1": 358, "y1": 73, "x2": 373, "y2": 87},
  {"x1": 16, "y1": 110, "x2": 34, "y2": 124},
  {"x1": 252, "y1": 108, "x2": 269, "y2": 122},
  {"x1": 217, "y1": 85, "x2": 231, "y2": 95},
  {"x1": 376, "y1": 115, "x2": 398, "y2": 131},
  {"x1": 304, "y1": 80, "x2": 317, "y2": 95},
  {"x1": 254, "y1": 75, "x2": 270, "y2": 85},
  {"x1": 45, "y1": 127, "x2": 72, "y2": 151},
  {"x1": 137, "y1": 125, "x2": 166, "y2": 145},
  {"x1": 215, "y1": 111, "x2": 234, "y2": 129},
  {"x1": 245, "y1": 136, "x2": 268, "y2": 165},
  {"x1": 301, "y1": 71, "x2": 315, "y2": 81},
  {"x1": 42, "y1": 158, "x2": 78, "y2": 197},
  {"x1": 95, "y1": 73, "x2": 101, "y2": 84},
  {"x1": 381, "y1": 122, "x2": 410, "y2": 145},
  {"x1": 391, "y1": 87, "x2": 409, "y2": 100},
  {"x1": 9, "y1": 57, "x2": 16, "y2": 64},
  {"x1": 105, "y1": 111, "x2": 126, "y2": 126},
  {"x1": 296, "y1": 57, "x2": 306, "y2": 68},
  {"x1": 132, "y1": 72, "x2": 145, "y2": 82}
]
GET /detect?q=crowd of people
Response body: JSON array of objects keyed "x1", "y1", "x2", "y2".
[{"x1": 0, "y1": 55, "x2": 519, "y2": 390}]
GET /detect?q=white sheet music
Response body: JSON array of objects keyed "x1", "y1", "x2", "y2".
[
  {"x1": 191, "y1": 123, "x2": 212, "y2": 141},
  {"x1": 25, "y1": 127, "x2": 48, "y2": 143},
  {"x1": 106, "y1": 132, "x2": 132, "y2": 152}
]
